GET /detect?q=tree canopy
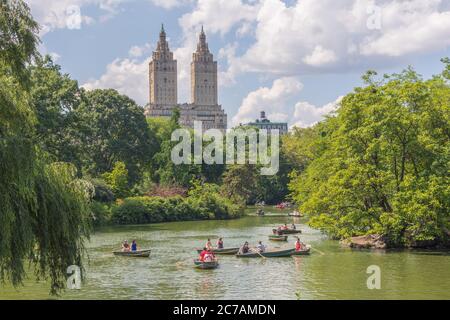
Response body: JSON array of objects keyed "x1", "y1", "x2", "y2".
[
  {"x1": 289, "y1": 65, "x2": 450, "y2": 247},
  {"x1": 0, "y1": 0, "x2": 92, "y2": 294}
]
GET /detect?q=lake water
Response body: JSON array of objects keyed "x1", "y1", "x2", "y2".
[{"x1": 1, "y1": 209, "x2": 449, "y2": 300}]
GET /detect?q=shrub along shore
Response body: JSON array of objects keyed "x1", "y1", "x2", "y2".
[{"x1": 91, "y1": 184, "x2": 243, "y2": 227}]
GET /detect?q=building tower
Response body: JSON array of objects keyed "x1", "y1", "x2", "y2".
[
  {"x1": 149, "y1": 24, "x2": 177, "y2": 107},
  {"x1": 191, "y1": 26, "x2": 218, "y2": 106}
]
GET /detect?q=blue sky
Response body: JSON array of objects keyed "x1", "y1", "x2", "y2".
[{"x1": 27, "y1": 0, "x2": 450, "y2": 128}]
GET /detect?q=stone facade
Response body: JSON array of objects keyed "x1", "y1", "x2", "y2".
[
  {"x1": 246, "y1": 111, "x2": 288, "y2": 135},
  {"x1": 145, "y1": 25, "x2": 227, "y2": 132},
  {"x1": 149, "y1": 25, "x2": 177, "y2": 106}
]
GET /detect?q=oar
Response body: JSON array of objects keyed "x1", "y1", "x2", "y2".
[
  {"x1": 310, "y1": 246, "x2": 325, "y2": 255},
  {"x1": 250, "y1": 248, "x2": 266, "y2": 259}
]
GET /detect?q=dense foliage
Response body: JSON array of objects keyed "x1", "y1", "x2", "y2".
[
  {"x1": 76, "y1": 89, "x2": 153, "y2": 183},
  {"x1": 111, "y1": 183, "x2": 242, "y2": 225},
  {"x1": 288, "y1": 66, "x2": 450, "y2": 247},
  {"x1": 0, "y1": 0, "x2": 92, "y2": 294}
]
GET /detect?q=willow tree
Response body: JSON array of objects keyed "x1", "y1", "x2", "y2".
[{"x1": 0, "y1": 0, "x2": 91, "y2": 294}]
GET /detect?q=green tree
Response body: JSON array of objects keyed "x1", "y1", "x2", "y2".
[
  {"x1": 148, "y1": 109, "x2": 202, "y2": 188},
  {"x1": 289, "y1": 64, "x2": 450, "y2": 247},
  {"x1": 0, "y1": 0, "x2": 91, "y2": 294},
  {"x1": 76, "y1": 89, "x2": 153, "y2": 183},
  {"x1": 29, "y1": 55, "x2": 85, "y2": 168},
  {"x1": 102, "y1": 161, "x2": 129, "y2": 198}
]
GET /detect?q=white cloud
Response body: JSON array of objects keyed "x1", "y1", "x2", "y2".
[
  {"x1": 178, "y1": 0, "x2": 258, "y2": 36},
  {"x1": 149, "y1": 0, "x2": 192, "y2": 10},
  {"x1": 233, "y1": 77, "x2": 342, "y2": 129},
  {"x1": 291, "y1": 96, "x2": 343, "y2": 128},
  {"x1": 82, "y1": 58, "x2": 150, "y2": 106},
  {"x1": 232, "y1": 77, "x2": 303, "y2": 127},
  {"x1": 221, "y1": 0, "x2": 450, "y2": 79},
  {"x1": 128, "y1": 43, "x2": 152, "y2": 58},
  {"x1": 303, "y1": 46, "x2": 338, "y2": 67},
  {"x1": 25, "y1": 0, "x2": 124, "y2": 35}
]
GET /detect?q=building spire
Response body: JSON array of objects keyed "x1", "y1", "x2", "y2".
[{"x1": 197, "y1": 25, "x2": 209, "y2": 53}]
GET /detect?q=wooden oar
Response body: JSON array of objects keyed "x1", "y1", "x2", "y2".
[
  {"x1": 310, "y1": 246, "x2": 325, "y2": 255},
  {"x1": 250, "y1": 248, "x2": 266, "y2": 259}
]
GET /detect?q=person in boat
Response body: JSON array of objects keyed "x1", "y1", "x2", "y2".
[
  {"x1": 121, "y1": 240, "x2": 130, "y2": 252},
  {"x1": 291, "y1": 224, "x2": 296, "y2": 230},
  {"x1": 199, "y1": 247, "x2": 208, "y2": 262},
  {"x1": 206, "y1": 238, "x2": 213, "y2": 251},
  {"x1": 203, "y1": 249, "x2": 216, "y2": 262},
  {"x1": 131, "y1": 240, "x2": 138, "y2": 252},
  {"x1": 295, "y1": 238, "x2": 305, "y2": 251},
  {"x1": 239, "y1": 242, "x2": 250, "y2": 254},
  {"x1": 256, "y1": 241, "x2": 266, "y2": 253},
  {"x1": 282, "y1": 224, "x2": 288, "y2": 230},
  {"x1": 217, "y1": 238, "x2": 224, "y2": 249}
]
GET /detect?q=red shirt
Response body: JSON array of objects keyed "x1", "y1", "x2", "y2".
[
  {"x1": 199, "y1": 250, "x2": 207, "y2": 261},
  {"x1": 295, "y1": 242, "x2": 301, "y2": 251}
]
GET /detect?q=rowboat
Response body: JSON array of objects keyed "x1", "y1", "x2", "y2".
[
  {"x1": 194, "y1": 259, "x2": 219, "y2": 269},
  {"x1": 291, "y1": 246, "x2": 311, "y2": 256},
  {"x1": 288, "y1": 211, "x2": 303, "y2": 217},
  {"x1": 113, "y1": 249, "x2": 151, "y2": 258},
  {"x1": 268, "y1": 235, "x2": 288, "y2": 241},
  {"x1": 236, "y1": 248, "x2": 295, "y2": 258},
  {"x1": 196, "y1": 247, "x2": 240, "y2": 255},
  {"x1": 273, "y1": 228, "x2": 302, "y2": 235}
]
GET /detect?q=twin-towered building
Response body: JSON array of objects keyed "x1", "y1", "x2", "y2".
[{"x1": 145, "y1": 25, "x2": 227, "y2": 131}]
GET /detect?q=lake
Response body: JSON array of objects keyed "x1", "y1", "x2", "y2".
[{"x1": 1, "y1": 208, "x2": 449, "y2": 300}]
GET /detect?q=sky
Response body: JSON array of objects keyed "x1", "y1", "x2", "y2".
[{"x1": 26, "y1": 0, "x2": 450, "y2": 128}]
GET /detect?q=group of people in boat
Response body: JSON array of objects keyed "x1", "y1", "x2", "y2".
[
  {"x1": 237, "y1": 241, "x2": 266, "y2": 254},
  {"x1": 121, "y1": 240, "x2": 138, "y2": 252},
  {"x1": 199, "y1": 236, "x2": 306, "y2": 258},
  {"x1": 273, "y1": 223, "x2": 297, "y2": 235},
  {"x1": 198, "y1": 238, "x2": 221, "y2": 262}
]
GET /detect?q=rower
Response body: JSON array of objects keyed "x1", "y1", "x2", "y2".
[
  {"x1": 217, "y1": 238, "x2": 224, "y2": 249},
  {"x1": 206, "y1": 238, "x2": 213, "y2": 250},
  {"x1": 131, "y1": 240, "x2": 138, "y2": 252},
  {"x1": 204, "y1": 249, "x2": 216, "y2": 262},
  {"x1": 291, "y1": 224, "x2": 296, "y2": 230},
  {"x1": 256, "y1": 241, "x2": 266, "y2": 253},
  {"x1": 239, "y1": 241, "x2": 250, "y2": 254},
  {"x1": 122, "y1": 240, "x2": 130, "y2": 252},
  {"x1": 199, "y1": 247, "x2": 208, "y2": 262},
  {"x1": 295, "y1": 238, "x2": 304, "y2": 251}
]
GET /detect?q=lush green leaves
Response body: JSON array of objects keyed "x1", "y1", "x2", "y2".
[
  {"x1": 289, "y1": 64, "x2": 450, "y2": 247},
  {"x1": 76, "y1": 89, "x2": 153, "y2": 183}
]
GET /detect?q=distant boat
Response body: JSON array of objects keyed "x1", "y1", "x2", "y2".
[
  {"x1": 113, "y1": 249, "x2": 151, "y2": 258},
  {"x1": 288, "y1": 211, "x2": 303, "y2": 217},
  {"x1": 268, "y1": 235, "x2": 288, "y2": 241},
  {"x1": 275, "y1": 202, "x2": 292, "y2": 209},
  {"x1": 273, "y1": 228, "x2": 302, "y2": 235}
]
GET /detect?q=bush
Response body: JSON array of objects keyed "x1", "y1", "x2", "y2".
[{"x1": 110, "y1": 185, "x2": 243, "y2": 225}]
